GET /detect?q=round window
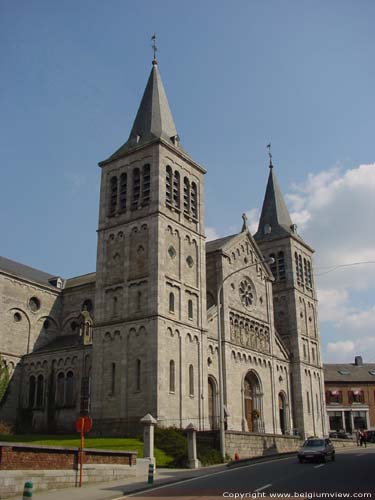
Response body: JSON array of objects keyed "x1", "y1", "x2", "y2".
[
  {"x1": 29, "y1": 297, "x2": 41, "y2": 312},
  {"x1": 186, "y1": 256, "x2": 194, "y2": 268},
  {"x1": 14, "y1": 312, "x2": 22, "y2": 322},
  {"x1": 168, "y1": 246, "x2": 177, "y2": 259},
  {"x1": 239, "y1": 278, "x2": 254, "y2": 308}
]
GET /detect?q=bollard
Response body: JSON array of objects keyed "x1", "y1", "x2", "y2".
[
  {"x1": 234, "y1": 452, "x2": 240, "y2": 461},
  {"x1": 22, "y1": 481, "x2": 33, "y2": 499},
  {"x1": 147, "y1": 463, "x2": 154, "y2": 485}
]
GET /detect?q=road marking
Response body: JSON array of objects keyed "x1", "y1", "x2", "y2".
[
  {"x1": 254, "y1": 483, "x2": 272, "y2": 492},
  {"x1": 314, "y1": 464, "x2": 325, "y2": 469},
  {"x1": 117, "y1": 456, "x2": 295, "y2": 498}
]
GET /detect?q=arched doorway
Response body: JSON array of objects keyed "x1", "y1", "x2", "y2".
[
  {"x1": 244, "y1": 371, "x2": 262, "y2": 432},
  {"x1": 278, "y1": 392, "x2": 287, "y2": 434},
  {"x1": 208, "y1": 376, "x2": 218, "y2": 430}
]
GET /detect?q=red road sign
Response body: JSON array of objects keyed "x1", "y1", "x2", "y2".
[{"x1": 75, "y1": 416, "x2": 92, "y2": 433}]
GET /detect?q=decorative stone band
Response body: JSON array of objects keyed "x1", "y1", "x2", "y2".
[{"x1": 229, "y1": 311, "x2": 270, "y2": 353}]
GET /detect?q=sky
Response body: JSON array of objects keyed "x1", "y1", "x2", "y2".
[{"x1": 1, "y1": 0, "x2": 374, "y2": 363}]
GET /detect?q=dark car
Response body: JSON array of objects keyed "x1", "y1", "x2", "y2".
[
  {"x1": 329, "y1": 431, "x2": 338, "y2": 439},
  {"x1": 298, "y1": 438, "x2": 335, "y2": 463},
  {"x1": 366, "y1": 430, "x2": 375, "y2": 443}
]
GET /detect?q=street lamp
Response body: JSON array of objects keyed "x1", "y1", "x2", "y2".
[{"x1": 216, "y1": 256, "x2": 275, "y2": 461}]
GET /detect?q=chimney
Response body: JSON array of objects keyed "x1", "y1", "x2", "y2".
[{"x1": 354, "y1": 356, "x2": 363, "y2": 366}]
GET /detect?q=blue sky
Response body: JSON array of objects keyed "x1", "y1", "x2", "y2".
[{"x1": 1, "y1": 0, "x2": 374, "y2": 362}]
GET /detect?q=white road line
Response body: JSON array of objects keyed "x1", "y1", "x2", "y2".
[
  {"x1": 314, "y1": 464, "x2": 325, "y2": 469},
  {"x1": 254, "y1": 483, "x2": 272, "y2": 492},
  {"x1": 117, "y1": 456, "x2": 295, "y2": 498}
]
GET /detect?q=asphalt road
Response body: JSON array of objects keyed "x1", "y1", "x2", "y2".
[{"x1": 123, "y1": 447, "x2": 375, "y2": 500}]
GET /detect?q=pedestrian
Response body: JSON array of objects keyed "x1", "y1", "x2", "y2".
[
  {"x1": 356, "y1": 429, "x2": 361, "y2": 446},
  {"x1": 359, "y1": 430, "x2": 365, "y2": 447},
  {"x1": 363, "y1": 430, "x2": 367, "y2": 448}
]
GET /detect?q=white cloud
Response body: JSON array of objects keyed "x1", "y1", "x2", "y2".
[
  {"x1": 245, "y1": 208, "x2": 260, "y2": 233},
  {"x1": 327, "y1": 340, "x2": 355, "y2": 355},
  {"x1": 206, "y1": 226, "x2": 219, "y2": 241},
  {"x1": 317, "y1": 288, "x2": 350, "y2": 323}
]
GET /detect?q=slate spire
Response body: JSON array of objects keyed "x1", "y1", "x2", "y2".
[
  {"x1": 109, "y1": 60, "x2": 179, "y2": 161},
  {"x1": 254, "y1": 162, "x2": 295, "y2": 241}
]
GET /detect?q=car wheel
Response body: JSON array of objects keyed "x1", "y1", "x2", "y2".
[
  {"x1": 298, "y1": 457, "x2": 304, "y2": 463},
  {"x1": 321, "y1": 455, "x2": 326, "y2": 463},
  {"x1": 331, "y1": 453, "x2": 335, "y2": 462}
]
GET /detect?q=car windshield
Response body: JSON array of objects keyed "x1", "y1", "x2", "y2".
[{"x1": 304, "y1": 439, "x2": 324, "y2": 447}]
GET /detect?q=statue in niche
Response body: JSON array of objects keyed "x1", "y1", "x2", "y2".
[{"x1": 79, "y1": 307, "x2": 93, "y2": 345}]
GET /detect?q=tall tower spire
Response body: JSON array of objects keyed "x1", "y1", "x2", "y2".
[
  {"x1": 108, "y1": 59, "x2": 179, "y2": 161},
  {"x1": 254, "y1": 156, "x2": 294, "y2": 241}
]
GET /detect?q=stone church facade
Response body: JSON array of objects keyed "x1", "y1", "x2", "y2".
[{"x1": 0, "y1": 59, "x2": 327, "y2": 439}]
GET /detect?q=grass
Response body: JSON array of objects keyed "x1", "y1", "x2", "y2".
[{"x1": 0, "y1": 434, "x2": 173, "y2": 467}]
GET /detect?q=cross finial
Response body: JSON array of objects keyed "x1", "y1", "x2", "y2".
[
  {"x1": 241, "y1": 212, "x2": 248, "y2": 232},
  {"x1": 267, "y1": 143, "x2": 273, "y2": 169},
  {"x1": 151, "y1": 34, "x2": 158, "y2": 65}
]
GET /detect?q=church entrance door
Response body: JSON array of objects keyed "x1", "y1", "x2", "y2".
[
  {"x1": 279, "y1": 392, "x2": 286, "y2": 434},
  {"x1": 244, "y1": 371, "x2": 261, "y2": 432}
]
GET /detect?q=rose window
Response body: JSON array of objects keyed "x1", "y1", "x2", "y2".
[{"x1": 239, "y1": 279, "x2": 254, "y2": 307}]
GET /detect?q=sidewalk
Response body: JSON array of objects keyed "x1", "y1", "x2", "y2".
[{"x1": 5, "y1": 464, "x2": 228, "y2": 500}]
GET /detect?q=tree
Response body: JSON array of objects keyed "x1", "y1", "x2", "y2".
[{"x1": 0, "y1": 355, "x2": 10, "y2": 404}]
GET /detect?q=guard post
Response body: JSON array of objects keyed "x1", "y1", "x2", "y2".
[{"x1": 22, "y1": 481, "x2": 33, "y2": 499}]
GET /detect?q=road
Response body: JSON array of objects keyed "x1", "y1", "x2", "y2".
[{"x1": 122, "y1": 447, "x2": 375, "y2": 500}]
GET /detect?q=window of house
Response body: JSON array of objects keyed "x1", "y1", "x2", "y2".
[
  {"x1": 109, "y1": 176, "x2": 118, "y2": 216},
  {"x1": 36, "y1": 374, "x2": 44, "y2": 408},
  {"x1": 169, "y1": 292, "x2": 175, "y2": 313},
  {"x1": 65, "y1": 371, "x2": 74, "y2": 406},
  {"x1": 189, "y1": 364, "x2": 194, "y2": 396},
  {"x1": 131, "y1": 168, "x2": 140, "y2": 209},
  {"x1": 169, "y1": 360, "x2": 175, "y2": 393},
  {"x1": 119, "y1": 173, "x2": 127, "y2": 211},
  {"x1": 328, "y1": 390, "x2": 342, "y2": 404},
  {"x1": 188, "y1": 299, "x2": 193, "y2": 320},
  {"x1": 350, "y1": 390, "x2": 364, "y2": 404},
  {"x1": 142, "y1": 164, "x2": 151, "y2": 206},
  {"x1": 136, "y1": 359, "x2": 141, "y2": 391}
]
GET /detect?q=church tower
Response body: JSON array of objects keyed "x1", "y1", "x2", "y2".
[
  {"x1": 90, "y1": 58, "x2": 207, "y2": 434},
  {"x1": 254, "y1": 159, "x2": 327, "y2": 438}
]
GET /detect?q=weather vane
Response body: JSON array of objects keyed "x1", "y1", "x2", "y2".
[
  {"x1": 266, "y1": 143, "x2": 273, "y2": 168},
  {"x1": 151, "y1": 34, "x2": 158, "y2": 62}
]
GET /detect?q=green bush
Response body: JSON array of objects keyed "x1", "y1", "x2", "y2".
[
  {"x1": 154, "y1": 427, "x2": 187, "y2": 467},
  {"x1": 197, "y1": 445, "x2": 223, "y2": 466}
]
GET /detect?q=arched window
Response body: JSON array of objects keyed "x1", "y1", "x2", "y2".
[
  {"x1": 188, "y1": 299, "x2": 193, "y2": 320},
  {"x1": 131, "y1": 168, "x2": 141, "y2": 209},
  {"x1": 295, "y1": 252, "x2": 299, "y2": 281},
  {"x1": 109, "y1": 176, "x2": 118, "y2": 216},
  {"x1": 56, "y1": 372, "x2": 65, "y2": 407},
  {"x1": 113, "y1": 296, "x2": 118, "y2": 317},
  {"x1": 119, "y1": 173, "x2": 127, "y2": 211},
  {"x1": 183, "y1": 177, "x2": 190, "y2": 215},
  {"x1": 142, "y1": 164, "x2": 151, "y2": 206},
  {"x1": 65, "y1": 371, "x2": 74, "y2": 406},
  {"x1": 36, "y1": 374, "x2": 44, "y2": 408},
  {"x1": 277, "y1": 251, "x2": 286, "y2": 281},
  {"x1": 82, "y1": 299, "x2": 93, "y2": 313},
  {"x1": 28, "y1": 376, "x2": 36, "y2": 408},
  {"x1": 269, "y1": 253, "x2": 276, "y2": 278},
  {"x1": 169, "y1": 360, "x2": 175, "y2": 393},
  {"x1": 189, "y1": 364, "x2": 194, "y2": 396},
  {"x1": 298, "y1": 255, "x2": 304, "y2": 283},
  {"x1": 307, "y1": 261, "x2": 313, "y2": 289},
  {"x1": 191, "y1": 182, "x2": 198, "y2": 220},
  {"x1": 137, "y1": 291, "x2": 142, "y2": 311},
  {"x1": 110, "y1": 363, "x2": 116, "y2": 395},
  {"x1": 173, "y1": 171, "x2": 180, "y2": 209},
  {"x1": 169, "y1": 292, "x2": 175, "y2": 313},
  {"x1": 166, "y1": 166, "x2": 172, "y2": 206},
  {"x1": 136, "y1": 359, "x2": 141, "y2": 391}
]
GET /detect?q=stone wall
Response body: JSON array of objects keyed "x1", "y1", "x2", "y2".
[
  {"x1": 0, "y1": 442, "x2": 136, "y2": 470},
  {"x1": 225, "y1": 431, "x2": 302, "y2": 459}
]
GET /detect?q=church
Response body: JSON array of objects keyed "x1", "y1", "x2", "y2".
[{"x1": 0, "y1": 57, "x2": 327, "y2": 439}]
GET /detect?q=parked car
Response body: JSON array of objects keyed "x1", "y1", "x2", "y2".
[
  {"x1": 336, "y1": 431, "x2": 352, "y2": 439},
  {"x1": 298, "y1": 438, "x2": 335, "y2": 463},
  {"x1": 329, "y1": 431, "x2": 338, "y2": 439},
  {"x1": 366, "y1": 430, "x2": 375, "y2": 443}
]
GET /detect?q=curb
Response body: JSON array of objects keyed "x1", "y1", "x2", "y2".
[{"x1": 226, "y1": 451, "x2": 297, "y2": 469}]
